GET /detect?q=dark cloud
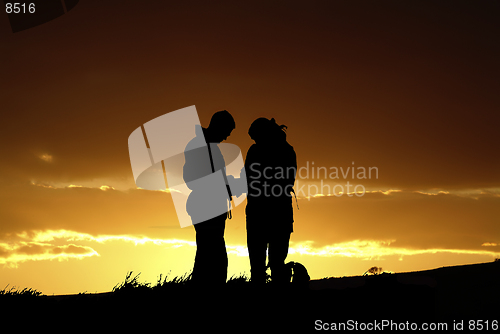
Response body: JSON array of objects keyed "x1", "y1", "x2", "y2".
[
  {"x1": 0, "y1": 239, "x2": 97, "y2": 267},
  {"x1": 293, "y1": 191, "x2": 500, "y2": 252},
  {"x1": 0, "y1": 173, "x2": 499, "y2": 261},
  {"x1": 16, "y1": 244, "x2": 46, "y2": 255},
  {"x1": 51, "y1": 244, "x2": 93, "y2": 255},
  {"x1": 0, "y1": 182, "x2": 193, "y2": 241}
]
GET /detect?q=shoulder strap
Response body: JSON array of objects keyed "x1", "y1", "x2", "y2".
[
  {"x1": 206, "y1": 143, "x2": 216, "y2": 174},
  {"x1": 206, "y1": 143, "x2": 233, "y2": 219}
]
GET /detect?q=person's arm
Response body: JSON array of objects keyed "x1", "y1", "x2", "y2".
[
  {"x1": 244, "y1": 145, "x2": 260, "y2": 198},
  {"x1": 285, "y1": 145, "x2": 297, "y2": 194},
  {"x1": 244, "y1": 145, "x2": 257, "y2": 182}
]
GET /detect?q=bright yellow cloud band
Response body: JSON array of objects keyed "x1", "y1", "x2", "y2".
[{"x1": 1, "y1": 230, "x2": 498, "y2": 268}]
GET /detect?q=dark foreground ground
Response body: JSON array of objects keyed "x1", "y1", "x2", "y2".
[{"x1": 2, "y1": 261, "x2": 498, "y2": 332}]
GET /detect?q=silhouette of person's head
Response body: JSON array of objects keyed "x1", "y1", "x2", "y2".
[
  {"x1": 206, "y1": 110, "x2": 235, "y2": 143},
  {"x1": 248, "y1": 117, "x2": 287, "y2": 144}
]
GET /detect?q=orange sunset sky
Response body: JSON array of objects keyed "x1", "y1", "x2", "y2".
[{"x1": 1, "y1": 0, "x2": 499, "y2": 295}]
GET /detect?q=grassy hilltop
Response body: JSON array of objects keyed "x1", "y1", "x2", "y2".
[{"x1": 1, "y1": 260, "x2": 498, "y2": 331}]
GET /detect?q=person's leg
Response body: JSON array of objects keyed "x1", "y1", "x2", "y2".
[
  {"x1": 268, "y1": 231, "x2": 291, "y2": 284},
  {"x1": 214, "y1": 215, "x2": 228, "y2": 285},
  {"x1": 192, "y1": 215, "x2": 227, "y2": 286},
  {"x1": 247, "y1": 229, "x2": 268, "y2": 285},
  {"x1": 192, "y1": 224, "x2": 210, "y2": 284}
]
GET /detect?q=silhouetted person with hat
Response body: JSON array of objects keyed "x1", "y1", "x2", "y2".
[{"x1": 244, "y1": 118, "x2": 297, "y2": 285}]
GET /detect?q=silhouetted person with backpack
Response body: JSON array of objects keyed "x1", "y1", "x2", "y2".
[
  {"x1": 183, "y1": 110, "x2": 235, "y2": 287},
  {"x1": 244, "y1": 118, "x2": 297, "y2": 285}
]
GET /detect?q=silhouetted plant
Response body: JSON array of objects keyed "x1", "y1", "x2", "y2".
[
  {"x1": 154, "y1": 271, "x2": 192, "y2": 288},
  {"x1": 227, "y1": 273, "x2": 250, "y2": 285},
  {"x1": 0, "y1": 285, "x2": 42, "y2": 296},
  {"x1": 112, "y1": 271, "x2": 150, "y2": 292},
  {"x1": 112, "y1": 269, "x2": 285, "y2": 294},
  {"x1": 363, "y1": 266, "x2": 383, "y2": 276}
]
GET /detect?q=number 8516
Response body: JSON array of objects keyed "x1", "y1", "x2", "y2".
[{"x1": 6, "y1": 3, "x2": 35, "y2": 14}]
